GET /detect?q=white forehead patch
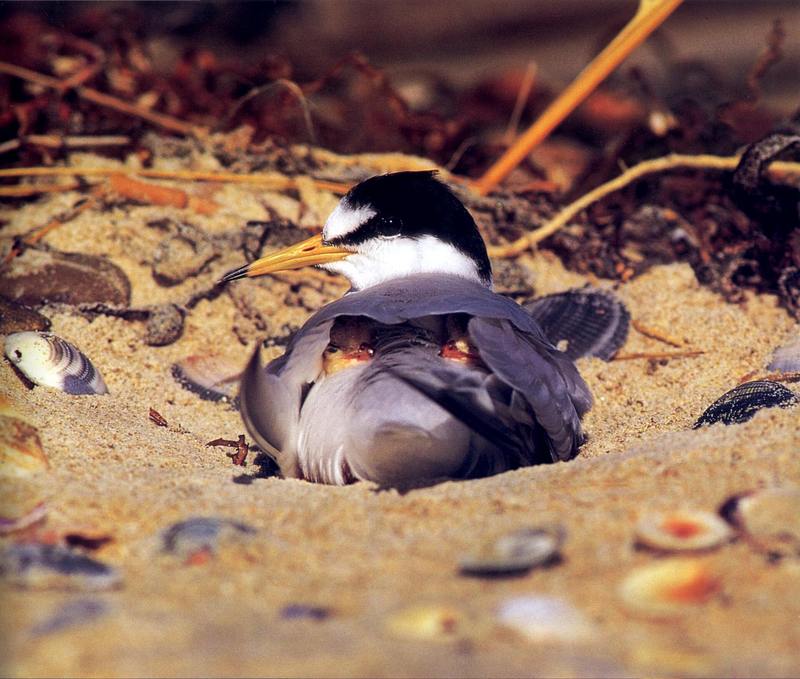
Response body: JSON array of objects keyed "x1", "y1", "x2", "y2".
[{"x1": 322, "y1": 201, "x2": 376, "y2": 241}]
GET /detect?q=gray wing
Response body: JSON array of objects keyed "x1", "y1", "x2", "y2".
[
  {"x1": 468, "y1": 316, "x2": 592, "y2": 461},
  {"x1": 239, "y1": 319, "x2": 333, "y2": 478}
]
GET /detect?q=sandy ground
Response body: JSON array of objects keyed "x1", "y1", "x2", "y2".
[{"x1": 1, "y1": 147, "x2": 799, "y2": 678}]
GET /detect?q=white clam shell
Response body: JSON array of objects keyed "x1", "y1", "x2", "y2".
[
  {"x1": 497, "y1": 596, "x2": 598, "y2": 642},
  {"x1": 4, "y1": 332, "x2": 108, "y2": 395},
  {"x1": 634, "y1": 509, "x2": 733, "y2": 552},
  {"x1": 724, "y1": 487, "x2": 800, "y2": 556},
  {"x1": 768, "y1": 328, "x2": 800, "y2": 373}
]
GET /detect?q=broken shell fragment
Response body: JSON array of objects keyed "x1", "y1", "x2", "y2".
[
  {"x1": 160, "y1": 516, "x2": 257, "y2": 559},
  {"x1": 0, "y1": 543, "x2": 121, "y2": 590},
  {"x1": 459, "y1": 526, "x2": 564, "y2": 576},
  {"x1": 721, "y1": 487, "x2": 800, "y2": 557},
  {"x1": 618, "y1": 559, "x2": 721, "y2": 618},
  {"x1": 497, "y1": 596, "x2": 597, "y2": 642},
  {"x1": 694, "y1": 381, "x2": 797, "y2": 427},
  {"x1": 171, "y1": 355, "x2": 242, "y2": 403},
  {"x1": 634, "y1": 510, "x2": 733, "y2": 552},
  {"x1": 525, "y1": 288, "x2": 630, "y2": 361},
  {"x1": 385, "y1": 605, "x2": 463, "y2": 641},
  {"x1": 4, "y1": 332, "x2": 108, "y2": 395},
  {"x1": 0, "y1": 296, "x2": 51, "y2": 334},
  {"x1": 0, "y1": 414, "x2": 49, "y2": 477}
]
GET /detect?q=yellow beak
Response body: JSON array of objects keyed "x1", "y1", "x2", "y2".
[{"x1": 221, "y1": 234, "x2": 350, "y2": 282}]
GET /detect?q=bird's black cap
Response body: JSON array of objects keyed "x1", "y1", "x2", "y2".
[{"x1": 328, "y1": 171, "x2": 492, "y2": 285}]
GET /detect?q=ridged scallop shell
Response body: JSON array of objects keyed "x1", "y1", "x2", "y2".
[
  {"x1": 721, "y1": 487, "x2": 800, "y2": 556},
  {"x1": 767, "y1": 328, "x2": 800, "y2": 372},
  {"x1": 694, "y1": 380, "x2": 797, "y2": 428},
  {"x1": 0, "y1": 414, "x2": 49, "y2": 477},
  {"x1": 634, "y1": 510, "x2": 733, "y2": 552},
  {"x1": 459, "y1": 526, "x2": 564, "y2": 576},
  {"x1": 525, "y1": 288, "x2": 630, "y2": 360},
  {"x1": 497, "y1": 596, "x2": 597, "y2": 642},
  {"x1": 171, "y1": 355, "x2": 241, "y2": 403},
  {"x1": 4, "y1": 332, "x2": 108, "y2": 395},
  {"x1": 385, "y1": 605, "x2": 464, "y2": 640},
  {"x1": 618, "y1": 559, "x2": 721, "y2": 618}
]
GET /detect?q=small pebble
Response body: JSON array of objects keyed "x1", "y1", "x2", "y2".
[
  {"x1": 0, "y1": 249, "x2": 130, "y2": 306},
  {"x1": 497, "y1": 596, "x2": 597, "y2": 642},
  {"x1": 144, "y1": 304, "x2": 185, "y2": 346},
  {"x1": 160, "y1": 516, "x2": 257, "y2": 559},
  {"x1": 634, "y1": 509, "x2": 733, "y2": 552},
  {"x1": 459, "y1": 526, "x2": 564, "y2": 576},
  {"x1": 0, "y1": 297, "x2": 51, "y2": 334},
  {"x1": 0, "y1": 543, "x2": 121, "y2": 590},
  {"x1": 618, "y1": 559, "x2": 721, "y2": 618},
  {"x1": 280, "y1": 604, "x2": 332, "y2": 621},
  {"x1": 30, "y1": 599, "x2": 109, "y2": 637},
  {"x1": 151, "y1": 226, "x2": 216, "y2": 286}
]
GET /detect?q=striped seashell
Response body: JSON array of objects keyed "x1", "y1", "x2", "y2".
[{"x1": 4, "y1": 332, "x2": 108, "y2": 395}]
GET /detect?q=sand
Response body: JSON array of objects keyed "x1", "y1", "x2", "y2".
[{"x1": 1, "y1": 146, "x2": 799, "y2": 678}]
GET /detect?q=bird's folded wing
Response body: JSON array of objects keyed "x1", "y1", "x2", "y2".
[
  {"x1": 468, "y1": 316, "x2": 592, "y2": 461},
  {"x1": 239, "y1": 319, "x2": 333, "y2": 477}
]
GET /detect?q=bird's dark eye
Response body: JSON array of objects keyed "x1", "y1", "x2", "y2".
[
  {"x1": 325, "y1": 344, "x2": 340, "y2": 354},
  {"x1": 378, "y1": 215, "x2": 402, "y2": 238}
]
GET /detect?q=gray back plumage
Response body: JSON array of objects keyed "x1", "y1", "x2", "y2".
[{"x1": 239, "y1": 274, "x2": 592, "y2": 481}]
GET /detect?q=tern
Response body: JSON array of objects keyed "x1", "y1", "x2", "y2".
[{"x1": 222, "y1": 171, "x2": 591, "y2": 486}]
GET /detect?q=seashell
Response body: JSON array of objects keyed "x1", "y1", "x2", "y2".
[
  {"x1": 4, "y1": 332, "x2": 108, "y2": 395},
  {"x1": 720, "y1": 487, "x2": 800, "y2": 557},
  {"x1": 0, "y1": 414, "x2": 49, "y2": 477},
  {"x1": 0, "y1": 543, "x2": 121, "y2": 590},
  {"x1": 0, "y1": 296, "x2": 51, "y2": 334},
  {"x1": 524, "y1": 288, "x2": 630, "y2": 361},
  {"x1": 618, "y1": 559, "x2": 721, "y2": 618},
  {"x1": 0, "y1": 248, "x2": 130, "y2": 306},
  {"x1": 0, "y1": 479, "x2": 47, "y2": 534},
  {"x1": 767, "y1": 328, "x2": 800, "y2": 373},
  {"x1": 497, "y1": 596, "x2": 597, "y2": 642},
  {"x1": 160, "y1": 516, "x2": 257, "y2": 559},
  {"x1": 694, "y1": 380, "x2": 797, "y2": 428},
  {"x1": 634, "y1": 509, "x2": 733, "y2": 552},
  {"x1": 171, "y1": 355, "x2": 241, "y2": 403},
  {"x1": 30, "y1": 598, "x2": 109, "y2": 637},
  {"x1": 144, "y1": 304, "x2": 184, "y2": 346},
  {"x1": 459, "y1": 526, "x2": 564, "y2": 576},
  {"x1": 385, "y1": 605, "x2": 463, "y2": 641},
  {"x1": 280, "y1": 604, "x2": 332, "y2": 621}
]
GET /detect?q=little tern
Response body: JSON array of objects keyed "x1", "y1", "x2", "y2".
[{"x1": 222, "y1": 171, "x2": 591, "y2": 486}]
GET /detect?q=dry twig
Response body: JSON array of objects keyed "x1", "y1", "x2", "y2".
[
  {"x1": 486, "y1": 154, "x2": 800, "y2": 259},
  {"x1": 632, "y1": 319, "x2": 685, "y2": 347},
  {"x1": 473, "y1": 0, "x2": 684, "y2": 194},
  {"x1": 612, "y1": 349, "x2": 705, "y2": 361}
]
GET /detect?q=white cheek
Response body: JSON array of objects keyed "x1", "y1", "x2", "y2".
[{"x1": 323, "y1": 202, "x2": 376, "y2": 241}]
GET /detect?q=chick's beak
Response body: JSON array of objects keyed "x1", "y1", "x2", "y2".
[{"x1": 221, "y1": 234, "x2": 350, "y2": 283}]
